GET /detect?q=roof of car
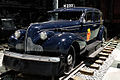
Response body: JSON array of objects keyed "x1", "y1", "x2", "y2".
[{"x1": 48, "y1": 7, "x2": 100, "y2": 13}]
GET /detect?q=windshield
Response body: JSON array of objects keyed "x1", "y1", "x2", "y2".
[{"x1": 50, "y1": 11, "x2": 82, "y2": 21}]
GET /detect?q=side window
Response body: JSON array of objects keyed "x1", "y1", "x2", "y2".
[
  {"x1": 94, "y1": 12, "x2": 100, "y2": 22},
  {"x1": 85, "y1": 12, "x2": 93, "y2": 22}
]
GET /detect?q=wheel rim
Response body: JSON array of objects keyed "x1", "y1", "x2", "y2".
[
  {"x1": 64, "y1": 46, "x2": 75, "y2": 74},
  {"x1": 102, "y1": 37, "x2": 105, "y2": 43},
  {"x1": 67, "y1": 54, "x2": 73, "y2": 65}
]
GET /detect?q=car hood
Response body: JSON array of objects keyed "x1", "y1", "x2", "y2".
[
  {"x1": 27, "y1": 20, "x2": 81, "y2": 38},
  {"x1": 29, "y1": 20, "x2": 80, "y2": 30}
]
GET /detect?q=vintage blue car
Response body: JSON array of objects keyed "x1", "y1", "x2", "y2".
[{"x1": 3, "y1": 7, "x2": 107, "y2": 76}]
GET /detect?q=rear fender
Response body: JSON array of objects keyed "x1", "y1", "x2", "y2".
[{"x1": 97, "y1": 25, "x2": 107, "y2": 40}]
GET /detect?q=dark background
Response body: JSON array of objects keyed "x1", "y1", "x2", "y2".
[{"x1": 0, "y1": 0, "x2": 120, "y2": 38}]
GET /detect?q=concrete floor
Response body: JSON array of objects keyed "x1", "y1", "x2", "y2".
[{"x1": 102, "y1": 43, "x2": 120, "y2": 80}]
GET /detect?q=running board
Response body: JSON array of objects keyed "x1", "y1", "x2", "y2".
[{"x1": 86, "y1": 41, "x2": 102, "y2": 55}]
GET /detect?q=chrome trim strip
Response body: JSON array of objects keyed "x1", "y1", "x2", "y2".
[{"x1": 4, "y1": 51, "x2": 60, "y2": 63}]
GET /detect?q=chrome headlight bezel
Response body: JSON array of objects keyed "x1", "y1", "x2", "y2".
[
  {"x1": 14, "y1": 30, "x2": 21, "y2": 39},
  {"x1": 40, "y1": 31, "x2": 47, "y2": 40}
]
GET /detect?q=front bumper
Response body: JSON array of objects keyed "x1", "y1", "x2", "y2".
[{"x1": 3, "y1": 51, "x2": 61, "y2": 76}]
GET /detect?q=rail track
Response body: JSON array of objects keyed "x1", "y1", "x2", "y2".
[
  {"x1": 60, "y1": 39, "x2": 118, "y2": 80},
  {"x1": 0, "y1": 39, "x2": 119, "y2": 80}
]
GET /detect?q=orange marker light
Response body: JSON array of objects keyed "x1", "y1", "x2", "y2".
[{"x1": 87, "y1": 28, "x2": 91, "y2": 41}]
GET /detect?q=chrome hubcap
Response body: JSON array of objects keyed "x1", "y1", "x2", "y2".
[
  {"x1": 102, "y1": 38, "x2": 105, "y2": 43},
  {"x1": 67, "y1": 54, "x2": 73, "y2": 65}
]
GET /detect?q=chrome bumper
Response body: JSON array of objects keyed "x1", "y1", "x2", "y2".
[
  {"x1": 3, "y1": 51, "x2": 61, "y2": 76},
  {"x1": 4, "y1": 51, "x2": 60, "y2": 63}
]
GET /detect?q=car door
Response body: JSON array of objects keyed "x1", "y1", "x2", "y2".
[
  {"x1": 82, "y1": 11, "x2": 94, "y2": 42},
  {"x1": 90, "y1": 11, "x2": 101, "y2": 40}
]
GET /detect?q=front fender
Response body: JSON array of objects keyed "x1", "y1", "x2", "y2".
[
  {"x1": 8, "y1": 29, "x2": 26, "y2": 48},
  {"x1": 42, "y1": 33, "x2": 85, "y2": 55}
]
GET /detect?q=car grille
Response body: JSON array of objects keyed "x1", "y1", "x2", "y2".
[{"x1": 25, "y1": 37, "x2": 43, "y2": 52}]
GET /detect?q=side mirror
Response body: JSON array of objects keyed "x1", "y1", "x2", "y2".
[{"x1": 80, "y1": 17, "x2": 86, "y2": 23}]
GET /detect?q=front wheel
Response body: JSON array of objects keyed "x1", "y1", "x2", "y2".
[{"x1": 64, "y1": 45, "x2": 76, "y2": 74}]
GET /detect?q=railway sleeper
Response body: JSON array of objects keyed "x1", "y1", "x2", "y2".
[
  {"x1": 98, "y1": 52, "x2": 109, "y2": 57},
  {"x1": 69, "y1": 76, "x2": 86, "y2": 80},
  {"x1": 79, "y1": 67, "x2": 94, "y2": 75}
]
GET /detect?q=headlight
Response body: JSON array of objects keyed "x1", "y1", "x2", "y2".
[
  {"x1": 15, "y1": 30, "x2": 21, "y2": 39},
  {"x1": 40, "y1": 31, "x2": 47, "y2": 40}
]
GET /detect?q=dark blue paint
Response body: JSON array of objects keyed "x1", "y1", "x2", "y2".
[
  {"x1": 97, "y1": 25, "x2": 106, "y2": 40},
  {"x1": 42, "y1": 33, "x2": 84, "y2": 54}
]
